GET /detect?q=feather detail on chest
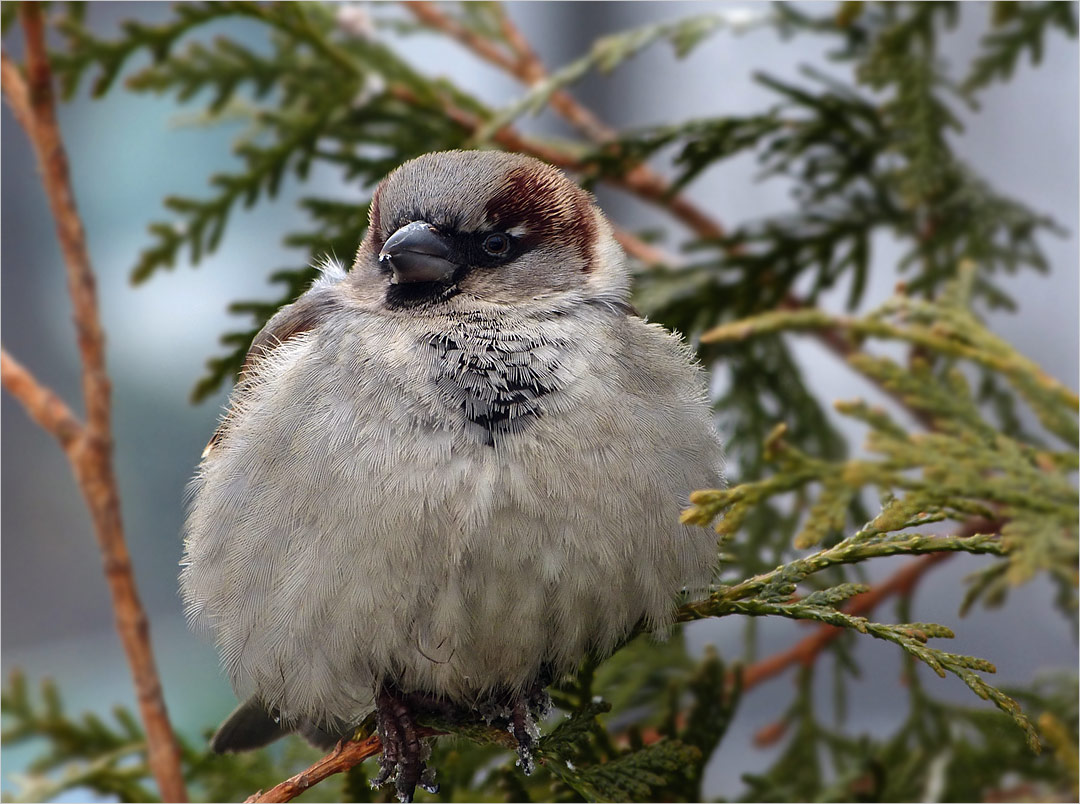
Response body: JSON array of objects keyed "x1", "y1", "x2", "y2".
[{"x1": 422, "y1": 313, "x2": 575, "y2": 446}]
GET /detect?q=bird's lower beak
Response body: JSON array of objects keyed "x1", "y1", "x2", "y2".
[{"x1": 379, "y1": 221, "x2": 458, "y2": 284}]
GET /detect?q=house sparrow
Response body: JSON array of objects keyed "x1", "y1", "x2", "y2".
[{"x1": 180, "y1": 150, "x2": 722, "y2": 801}]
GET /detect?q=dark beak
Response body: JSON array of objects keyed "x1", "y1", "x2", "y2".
[{"x1": 379, "y1": 221, "x2": 458, "y2": 284}]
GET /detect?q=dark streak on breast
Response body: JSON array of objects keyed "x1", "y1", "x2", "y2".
[{"x1": 428, "y1": 330, "x2": 561, "y2": 448}]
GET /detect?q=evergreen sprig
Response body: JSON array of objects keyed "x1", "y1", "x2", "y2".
[
  {"x1": 964, "y1": 1, "x2": 1079, "y2": 96},
  {"x1": 475, "y1": 8, "x2": 774, "y2": 140},
  {"x1": 1, "y1": 671, "x2": 337, "y2": 804},
  {"x1": 4, "y1": 1, "x2": 1077, "y2": 801},
  {"x1": 1, "y1": 671, "x2": 155, "y2": 803},
  {"x1": 50, "y1": 2, "x2": 253, "y2": 99},
  {"x1": 689, "y1": 267, "x2": 1078, "y2": 605}
]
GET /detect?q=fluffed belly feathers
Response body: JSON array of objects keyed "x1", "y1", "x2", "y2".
[{"x1": 180, "y1": 307, "x2": 721, "y2": 729}]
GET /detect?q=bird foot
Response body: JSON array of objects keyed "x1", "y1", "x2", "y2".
[
  {"x1": 506, "y1": 684, "x2": 551, "y2": 776},
  {"x1": 371, "y1": 686, "x2": 439, "y2": 802}
]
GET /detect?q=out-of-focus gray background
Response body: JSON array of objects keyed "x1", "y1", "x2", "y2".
[{"x1": 3, "y1": 2, "x2": 1077, "y2": 798}]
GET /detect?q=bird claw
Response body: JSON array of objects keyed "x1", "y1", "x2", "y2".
[
  {"x1": 418, "y1": 766, "x2": 440, "y2": 795},
  {"x1": 371, "y1": 682, "x2": 549, "y2": 797},
  {"x1": 507, "y1": 685, "x2": 550, "y2": 777},
  {"x1": 371, "y1": 686, "x2": 433, "y2": 803}
]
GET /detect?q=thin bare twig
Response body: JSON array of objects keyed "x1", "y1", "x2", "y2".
[
  {"x1": 4, "y1": 5, "x2": 188, "y2": 800},
  {"x1": 1, "y1": 52, "x2": 33, "y2": 133},
  {"x1": 407, "y1": 1, "x2": 518, "y2": 74},
  {"x1": 407, "y1": 1, "x2": 612, "y2": 143},
  {"x1": 611, "y1": 226, "x2": 677, "y2": 267},
  {"x1": 0, "y1": 349, "x2": 84, "y2": 449}
]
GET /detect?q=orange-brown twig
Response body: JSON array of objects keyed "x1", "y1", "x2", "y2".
[
  {"x1": 406, "y1": 1, "x2": 612, "y2": 144},
  {"x1": 611, "y1": 226, "x2": 678, "y2": 267},
  {"x1": 248, "y1": 714, "x2": 529, "y2": 803},
  {"x1": 0, "y1": 350, "x2": 84, "y2": 450},
  {"x1": 246, "y1": 734, "x2": 385, "y2": 803},
  {"x1": 3, "y1": 5, "x2": 187, "y2": 801},
  {"x1": 0, "y1": 52, "x2": 33, "y2": 133}
]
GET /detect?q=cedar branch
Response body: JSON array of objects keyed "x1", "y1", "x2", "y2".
[
  {"x1": 773, "y1": 295, "x2": 938, "y2": 430},
  {"x1": 628, "y1": 551, "x2": 954, "y2": 747},
  {"x1": 4, "y1": 5, "x2": 188, "y2": 800},
  {"x1": 740, "y1": 516, "x2": 1004, "y2": 688},
  {"x1": 403, "y1": 1, "x2": 725, "y2": 240},
  {"x1": 740, "y1": 551, "x2": 952, "y2": 689}
]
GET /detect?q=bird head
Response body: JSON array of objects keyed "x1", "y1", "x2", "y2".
[{"x1": 348, "y1": 150, "x2": 627, "y2": 312}]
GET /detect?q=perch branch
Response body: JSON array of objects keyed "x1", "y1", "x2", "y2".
[
  {"x1": 3, "y1": 5, "x2": 187, "y2": 801},
  {"x1": 247, "y1": 728, "x2": 446, "y2": 804},
  {"x1": 247, "y1": 734, "x2": 376, "y2": 803}
]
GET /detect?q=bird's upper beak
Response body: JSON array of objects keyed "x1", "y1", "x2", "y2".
[{"x1": 379, "y1": 221, "x2": 458, "y2": 284}]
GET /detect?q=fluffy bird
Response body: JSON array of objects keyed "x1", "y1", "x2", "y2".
[{"x1": 181, "y1": 150, "x2": 722, "y2": 801}]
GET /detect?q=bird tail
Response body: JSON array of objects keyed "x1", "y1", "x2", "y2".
[
  {"x1": 209, "y1": 697, "x2": 288, "y2": 753},
  {"x1": 210, "y1": 696, "x2": 356, "y2": 753}
]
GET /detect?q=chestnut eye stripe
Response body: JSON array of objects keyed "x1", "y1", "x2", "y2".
[{"x1": 483, "y1": 166, "x2": 597, "y2": 272}]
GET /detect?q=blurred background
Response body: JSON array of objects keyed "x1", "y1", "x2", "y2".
[{"x1": 2, "y1": 2, "x2": 1077, "y2": 798}]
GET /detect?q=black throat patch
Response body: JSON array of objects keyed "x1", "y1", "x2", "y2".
[
  {"x1": 427, "y1": 324, "x2": 563, "y2": 447},
  {"x1": 384, "y1": 282, "x2": 460, "y2": 310}
]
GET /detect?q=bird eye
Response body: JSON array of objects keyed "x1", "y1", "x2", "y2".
[{"x1": 482, "y1": 232, "x2": 511, "y2": 256}]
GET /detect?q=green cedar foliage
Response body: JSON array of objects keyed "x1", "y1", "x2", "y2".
[{"x1": 2, "y1": 2, "x2": 1077, "y2": 802}]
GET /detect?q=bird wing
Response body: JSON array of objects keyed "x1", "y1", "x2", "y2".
[{"x1": 202, "y1": 277, "x2": 346, "y2": 458}]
